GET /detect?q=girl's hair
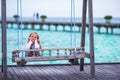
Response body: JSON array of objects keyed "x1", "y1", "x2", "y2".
[{"x1": 28, "y1": 32, "x2": 42, "y2": 49}]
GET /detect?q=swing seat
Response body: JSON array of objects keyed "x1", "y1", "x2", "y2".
[
  {"x1": 15, "y1": 53, "x2": 85, "y2": 62},
  {"x1": 12, "y1": 47, "x2": 85, "y2": 66}
]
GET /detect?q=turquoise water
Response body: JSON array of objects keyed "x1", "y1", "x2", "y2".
[{"x1": 0, "y1": 18, "x2": 120, "y2": 65}]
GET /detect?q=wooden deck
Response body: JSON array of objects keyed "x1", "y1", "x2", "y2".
[{"x1": 0, "y1": 64, "x2": 120, "y2": 80}]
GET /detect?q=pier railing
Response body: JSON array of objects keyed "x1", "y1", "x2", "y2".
[{"x1": 0, "y1": 20, "x2": 120, "y2": 34}]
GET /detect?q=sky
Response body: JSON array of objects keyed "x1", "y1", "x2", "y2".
[{"x1": 0, "y1": 0, "x2": 120, "y2": 18}]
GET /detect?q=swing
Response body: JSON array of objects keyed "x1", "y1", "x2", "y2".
[
  {"x1": 12, "y1": 47, "x2": 85, "y2": 66},
  {"x1": 12, "y1": 0, "x2": 84, "y2": 66}
]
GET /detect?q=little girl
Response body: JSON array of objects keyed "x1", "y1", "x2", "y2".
[{"x1": 23, "y1": 32, "x2": 42, "y2": 57}]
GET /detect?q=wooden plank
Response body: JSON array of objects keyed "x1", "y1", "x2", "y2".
[
  {"x1": 15, "y1": 67, "x2": 29, "y2": 80},
  {"x1": 20, "y1": 67, "x2": 32, "y2": 80},
  {"x1": 28, "y1": 66, "x2": 42, "y2": 80},
  {"x1": 38, "y1": 66, "x2": 57, "y2": 80},
  {"x1": 46, "y1": 66, "x2": 64, "y2": 80},
  {"x1": 8, "y1": 67, "x2": 19, "y2": 80},
  {"x1": 44, "y1": 66, "x2": 61, "y2": 80},
  {"x1": 63, "y1": 66, "x2": 81, "y2": 79},
  {"x1": 64, "y1": 65, "x2": 91, "y2": 79},
  {"x1": 31, "y1": 66, "x2": 48, "y2": 80},
  {"x1": 39, "y1": 66, "x2": 54, "y2": 80},
  {"x1": 12, "y1": 67, "x2": 24, "y2": 80},
  {"x1": 25, "y1": 66, "x2": 39, "y2": 80},
  {"x1": 14, "y1": 53, "x2": 85, "y2": 62},
  {"x1": 54, "y1": 66, "x2": 77, "y2": 80}
]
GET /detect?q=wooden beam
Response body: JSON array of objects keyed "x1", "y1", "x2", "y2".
[
  {"x1": 1, "y1": 0, "x2": 7, "y2": 79},
  {"x1": 88, "y1": 0, "x2": 95, "y2": 77},
  {"x1": 80, "y1": 0, "x2": 87, "y2": 71},
  {"x1": 12, "y1": 47, "x2": 84, "y2": 55},
  {"x1": 84, "y1": 52, "x2": 90, "y2": 58}
]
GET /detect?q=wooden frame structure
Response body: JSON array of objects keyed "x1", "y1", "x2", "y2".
[{"x1": 1, "y1": 0, "x2": 95, "y2": 79}]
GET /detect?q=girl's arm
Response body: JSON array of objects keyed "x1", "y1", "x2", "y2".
[
  {"x1": 25, "y1": 40, "x2": 32, "y2": 49},
  {"x1": 35, "y1": 40, "x2": 40, "y2": 49}
]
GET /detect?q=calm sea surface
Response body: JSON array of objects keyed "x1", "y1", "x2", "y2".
[{"x1": 0, "y1": 17, "x2": 120, "y2": 65}]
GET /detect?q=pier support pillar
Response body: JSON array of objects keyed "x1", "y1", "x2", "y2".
[
  {"x1": 98, "y1": 27, "x2": 100, "y2": 33},
  {"x1": 63, "y1": 26, "x2": 65, "y2": 31},
  {"x1": 32, "y1": 24, "x2": 34, "y2": 29},
  {"x1": 106, "y1": 27, "x2": 108, "y2": 34},
  {"x1": 55, "y1": 25, "x2": 58, "y2": 31},
  {"x1": 111, "y1": 27, "x2": 113, "y2": 34},
  {"x1": 40, "y1": 25, "x2": 43, "y2": 30}
]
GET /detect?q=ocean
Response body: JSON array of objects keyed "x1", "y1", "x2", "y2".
[{"x1": 0, "y1": 17, "x2": 120, "y2": 65}]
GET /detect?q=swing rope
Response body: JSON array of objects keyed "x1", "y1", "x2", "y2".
[
  {"x1": 17, "y1": 0, "x2": 19, "y2": 49},
  {"x1": 20, "y1": 0, "x2": 24, "y2": 57},
  {"x1": 70, "y1": 0, "x2": 73, "y2": 48},
  {"x1": 70, "y1": 0, "x2": 76, "y2": 48},
  {"x1": 20, "y1": 0, "x2": 23, "y2": 45},
  {"x1": 70, "y1": 0, "x2": 77, "y2": 55},
  {"x1": 73, "y1": 0, "x2": 76, "y2": 48},
  {"x1": 17, "y1": 0, "x2": 24, "y2": 57}
]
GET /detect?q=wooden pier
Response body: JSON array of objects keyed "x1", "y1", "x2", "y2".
[
  {"x1": 0, "y1": 64, "x2": 120, "y2": 80},
  {"x1": 1, "y1": 21, "x2": 120, "y2": 34}
]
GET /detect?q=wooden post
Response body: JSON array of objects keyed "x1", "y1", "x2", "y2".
[
  {"x1": 80, "y1": 0, "x2": 87, "y2": 71},
  {"x1": 32, "y1": 24, "x2": 34, "y2": 29},
  {"x1": 111, "y1": 27, "x2": 113, "y2": 34},
  {"x1": 88, "y1": 0, "x2": 95, "y2": 77},
  {"x1": 24, "y1": 24, "x2": 27, "y2": 29},
  {"x1": 48, "y1": 25, "x2": 51, "y2": 31},
  {"x1": 57, "y1": 49, "x2": 59, "y2": 55},
  {"x1": 63, "y1": 26, "x2": 65, "y2": 31},
  {"x1": 55, "y1": 25, "x2": 58, "y2": 31},
  {"x1": 64, "y1": 49, "x2": 67, "y2": 55},
  {"x1": 40, "y1": 24, "x2": 43, "y2": 30},
  {"x1": 98, "y1": 27, "x2": 100, "y2": 33},
  {"x1": 49, "y1": 50, "x2": 51, "y2": 56},
  {"x1": 1, "y1": 0, "x2": 7, "y2": 79},
  {"x1": 106, "y1": 27, "x2": 108, "y2": 34},
  {"x1": 11, "y1": 23, "x2": 13, "y2": 28},
  {"x1": 78, "y1": 26, "x2": 81, "y2": 32}
]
